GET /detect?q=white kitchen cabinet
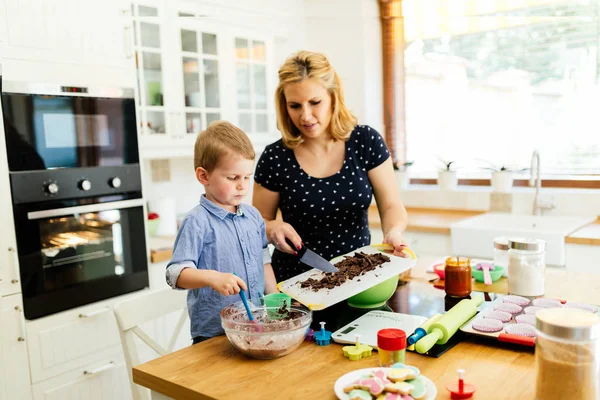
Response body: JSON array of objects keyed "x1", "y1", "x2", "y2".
[
  {"x1": 2, "y1": 0, "x2": 132, "y2": 70},
  {"x1": 0, "y1": 95, "x2": 21, "y2": 297},
  {"x1": 403, "y1": 231, "x2": 452, "y2": 257},
  {"x1": 132, "y1": 1, "x2": 277, "y2": 158},
  {"x1": 0, "y1": 294, "x2": 33, "y2": 400},
  {"x1": 31, "y1": 350, "x2": 131, "y2": 400}
]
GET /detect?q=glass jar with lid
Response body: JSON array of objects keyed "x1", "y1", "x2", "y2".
[
  {"x1": 507, "y1": 238, "x2": 546, "y2": 296},
  {"x1": 444, "y1": 256, "x2": 471, "y2": 298},
  {"x1": 493, "y1": 236, "x2": 509, "y2": 277},
  {"x1": 536, "y1": 308, "x2": 600, "y2": 400}
]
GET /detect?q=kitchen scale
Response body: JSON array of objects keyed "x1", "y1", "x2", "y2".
[{"x1": 332, "y1": 311, "x2": 427, "y2": 348}]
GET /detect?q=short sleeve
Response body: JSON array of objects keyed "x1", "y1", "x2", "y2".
[
  {"x1": 361, "y1": 126, "x2": 390, "y2": 171},
  {"x1": 254, "y1": 143, "x2": 284, "y2": 192}
]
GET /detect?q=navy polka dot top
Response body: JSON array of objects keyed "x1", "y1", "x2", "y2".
[{"x1": 254, "y1": 125, "x2": 390, "y2": 282}]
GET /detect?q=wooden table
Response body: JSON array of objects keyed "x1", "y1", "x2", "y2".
[{"x1": 133, "y1": 257, "x2": 600, "y2": 400}]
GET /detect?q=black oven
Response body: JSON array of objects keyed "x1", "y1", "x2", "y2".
[{"x1": 1, "y1": 79, "x2": 149, "y2": 319}]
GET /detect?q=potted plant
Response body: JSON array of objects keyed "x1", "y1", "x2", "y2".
[
  {"x1": 481, "y1": 163, "x2": 528, "y2": 193},
  {"x1": 438, "y1": 159, "x2": 458, "y2": 190},
  {"x1": 394, "y1": 161, "x2": 414, "y2": 189}
]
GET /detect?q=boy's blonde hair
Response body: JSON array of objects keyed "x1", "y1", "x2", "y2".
[
  {"x1": 194, "y1": 121, "x2": 255, "y2": 171},
  {"x1": 275, "y1": 50, "x2": 357, "y2": 149}
]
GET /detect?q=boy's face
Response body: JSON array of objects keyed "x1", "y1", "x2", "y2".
[{"x1": 196, "y1": 152, "x2": 254, "y2": 212}]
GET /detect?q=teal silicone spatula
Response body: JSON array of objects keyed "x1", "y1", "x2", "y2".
[{"x1": 234, "y1": 273, "x2": 262, "y2": 331}]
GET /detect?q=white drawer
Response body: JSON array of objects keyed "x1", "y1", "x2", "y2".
[
  {"x1": 31, "y1": 348, "x2": 132, "y2": 400},
  {"x1": 26, "y1": 300, "x2": 122, "y2": 383}
]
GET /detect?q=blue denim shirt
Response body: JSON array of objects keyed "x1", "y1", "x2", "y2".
[{"x1": 166, "y1": 196, "x2": 268, "y2": 338}]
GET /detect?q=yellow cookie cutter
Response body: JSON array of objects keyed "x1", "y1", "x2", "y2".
[
  {"x1": 371, "y1": 243, "x2": 416, "y2": 259},
  {"x1": 342, "y1": 334, "x2": 373, "y2": 361}
]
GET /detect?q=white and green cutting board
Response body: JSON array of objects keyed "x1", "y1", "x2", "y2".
[{"x1": 277, "y1": 245, "x2": 417, "y2": 310}]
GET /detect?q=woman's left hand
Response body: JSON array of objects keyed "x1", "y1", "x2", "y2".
[{"x1": 383, "y1": 228, "x2": 408, "y2": 258}]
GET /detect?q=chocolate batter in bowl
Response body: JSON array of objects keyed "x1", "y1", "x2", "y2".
[{"x1": 221, "y1": 302, "x2": 312, "y2": 359}]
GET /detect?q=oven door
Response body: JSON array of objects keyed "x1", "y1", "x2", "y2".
[{"x1": 13, "y1": 197, "x2": 149, "y2": 319}]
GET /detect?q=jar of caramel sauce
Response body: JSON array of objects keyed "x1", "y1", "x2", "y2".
[{"x1": 444, "y1": 256, "x2": 472, "y2": 297}]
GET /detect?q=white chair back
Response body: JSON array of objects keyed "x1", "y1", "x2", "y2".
[{"x1": 114, "y1": 288, "x2": 188, "y2": 400}]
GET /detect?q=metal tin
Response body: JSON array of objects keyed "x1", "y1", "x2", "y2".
[
  {"x1": 508, "y1": 238, "x2": 546, "y2": 252},
  {"x1": 536, "y1": 308, "x2": 600, "y2": 341},
  {"x1": 493, "y1": 236, "x2": 509, "y2": 251}
]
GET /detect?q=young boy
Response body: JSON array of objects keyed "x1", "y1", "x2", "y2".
[{"x1": 166, "y1": 121, "x2": 278, "y2": 344}]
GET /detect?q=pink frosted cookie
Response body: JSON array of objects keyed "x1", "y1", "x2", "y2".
[
  {"x1": 523, "y1": 306, "x2": 543, "y2": 315},
  {"x1": 358, "y1": 378, "x2": 385, "y2": 396},
  {"x1": 481, "y1": 309, "x2": 512, "y2": 323},
  {"x1": 371, "y1": 369, "x2": 392, "y2": 385},
  {"x1": 505, "y1": 323, "x2": 537, "y2": 337},
  {"x1": 493, "y1": 302, "x2": 523, "y2": 314},
  {"x1": 502, "y1": 295, "x2": 531, "y2": 306},
  {"x1": 564, "y1": 302, "x2": 598, "y2": 313},
  {"x1": 515, "y1": 314, "x2": 537, "y2": 326},
  {"x1": 472, "y1": 318, "x2": 504, "y2": 333},
  {"x1": 532, "y1": 298, "x2": 562, "y2": 308}
]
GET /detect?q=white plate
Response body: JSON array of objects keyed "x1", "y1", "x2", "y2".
[{"x1": 333, "y1": 367, "x2": 437, "y2": 400}]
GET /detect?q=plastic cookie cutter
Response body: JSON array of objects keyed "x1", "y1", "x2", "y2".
[
  {"x1": 446, "y1": 369, "x2": 476, "y2": 399},
  {"x1": 371, "y1": 243, "x2": 416, "y2": 259},
  {"x1": 314, "y1": 321, "x2": 332, "y2": 346},
  {"x1": 305, "y1": 328, "x2": 315, "y2": 342},
  {"x1": 342, "y1": 334, "x2": 373, "y2": 360}
]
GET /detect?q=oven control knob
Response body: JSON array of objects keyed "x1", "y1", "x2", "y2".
[
  {"x1": 46, "y1": 182, "x2": 59, "y2": 194},
  {"x1": 109, "y1": 177, "x2": 122, "y2": 188},
  {"x1": 78, "y1": 179, "x2": 92, "y2": 191}
]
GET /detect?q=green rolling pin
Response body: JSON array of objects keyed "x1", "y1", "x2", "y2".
[{"x1": 415, "y1": 296, "x2": 483, "y2": 354}]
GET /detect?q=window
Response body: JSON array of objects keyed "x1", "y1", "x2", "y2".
[
  {"x1": 235, "y1": 37, "x2": 270, "y2": 134},
  {"x1": 402, "y1": 0, "x2": 600, "y2": 182}
]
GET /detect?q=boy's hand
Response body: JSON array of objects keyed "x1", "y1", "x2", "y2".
[{"x1": 209, "y1": 271, "x2": 247, "y2": 296}]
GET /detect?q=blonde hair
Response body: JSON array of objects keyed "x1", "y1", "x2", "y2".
[
  {"x1": 275, "y1": 51, "x2": 357, "y2": 148},
  {"x1": 193, "y1": 121, "x2": 255, "y2": 171}
]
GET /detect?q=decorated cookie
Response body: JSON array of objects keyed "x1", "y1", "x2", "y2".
[
  {"x1": 387, "y1": 368, "x2": 417, "y2": 382},
  {"x1": 481, "y1": 308, "x2": 512, "y2": 322},
  {"x1": 472, "y1": 318, "x2": 504, "y2": 333},
  {"x1": 375, "y1": 393, "x2": 405, "y2": 400},
  {"x1": 371, "y1": 369, "x2": 392, "y2": 385},
  {"x1": 406, "y1": 375, "x2": 428, "y2": 400},
  {"x1": 502, "y1": 295, "x2": 531, "y2": 306},
  {"x1": 384, "y1": 381, "x2": 414, "y2": 395},
  {"x1": 493, "y1": 302, "x2": 523, "y2": 314},
  {"x1": 532, "y1": 298, "x2": 562, "y2": 308},
  {"x1": 348, "y1": 389, "x2": 372, "y2": 400},
  {"x1": 358, "y1": 378, "x2": 385, "y2": 396},
  {"x1": 391, "y1": 363, "x2": 420, "y2": 377},
  {"x1": 344, "y1": 379, "x2": 363, "y2": 393},
  {"x1": 515, "y1": 314, "x2": 537, "y2": 326}
]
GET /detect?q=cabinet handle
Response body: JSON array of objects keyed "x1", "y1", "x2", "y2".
[
  {"x1": 15, "y1": 305, "x2": 26, "y2": 342},
  {"x1": 8, "y1": 247, "x2": 19, "y2": 284},
  {"x1": 83, "y1": 361, "x2": 115, "y2": 376},
  {"x1": 78, "y1": 307, "x2": 110, "y2": 318},
  {"x1": 123, "y1": 25, "x2": 134, "y2": 59}
]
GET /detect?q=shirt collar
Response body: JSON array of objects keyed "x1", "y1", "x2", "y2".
[{"x1": 200, "y1": 195, "x2": 245, "y2": 220}]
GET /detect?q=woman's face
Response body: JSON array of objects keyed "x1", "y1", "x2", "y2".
[{"x1": 283, "y1": 79, "x2": 333, "y2": 140}]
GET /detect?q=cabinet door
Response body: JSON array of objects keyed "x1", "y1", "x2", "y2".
[
  {"x1": 0, "y1": 295, "x2": 33, "y2": 400},
  {"x1": 0, "y1": 101, "x2": 21, "y2": 297},
  {"x1": 31, "y1": 351, "x2": 131, "y2": 400},
  {"x1": 2, "y1": 0, "x2": 131, "y2": 68},
  {"x1": 131, "y1": 0, "x2": 175, "y2": 148}
]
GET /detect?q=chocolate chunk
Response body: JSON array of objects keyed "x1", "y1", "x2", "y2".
[{"x1": 298, "y1": 252, "x2": 391, "y2": 291}]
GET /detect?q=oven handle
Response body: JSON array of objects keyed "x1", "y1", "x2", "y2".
[{"x1": 27, "y1": 199, "x2": 146, "y2": 220}]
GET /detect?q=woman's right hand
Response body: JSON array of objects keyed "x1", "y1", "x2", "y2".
[{"x1": 268, "y1": 220, "x2": 302, "y2": 255}]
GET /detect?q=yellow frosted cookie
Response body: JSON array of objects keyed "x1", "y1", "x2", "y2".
[
  {"x1": 384, "y1": 381, "x2": 414, "y2": 395},
  {"x1": 387, "y1": 368, "x2": 417, "y2": 382}
]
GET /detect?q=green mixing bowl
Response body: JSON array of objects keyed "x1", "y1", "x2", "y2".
[
  {"x1": 347, "y1": 275, "x2": 399, "y2": 309},
  {"x1": 471, "y1": 265, "x2": 504, "y2": 283}
]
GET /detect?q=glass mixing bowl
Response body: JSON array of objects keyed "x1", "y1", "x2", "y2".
[{"x1": 220, "y1": 301, "x2": 312, "y2": 359}]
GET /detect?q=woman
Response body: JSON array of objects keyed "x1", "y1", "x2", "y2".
[{"x1": 253, "y1": 50, "x2": 408, "y2": 282}]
